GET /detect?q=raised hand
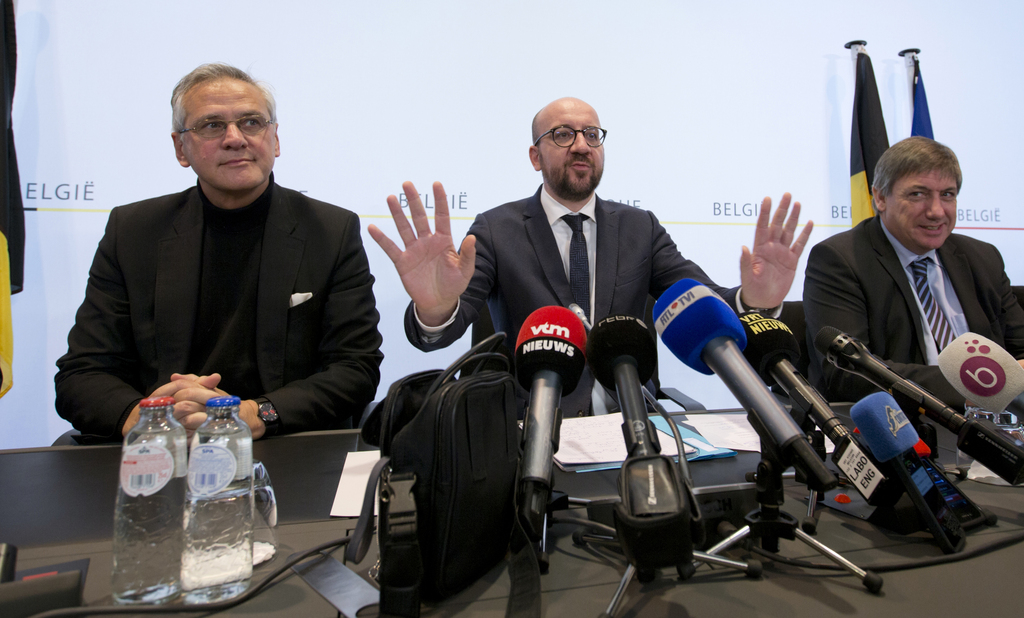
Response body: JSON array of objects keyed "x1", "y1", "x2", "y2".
[
  {"x1": 739, "y1": 193, "x2": 813, "y2": 309},
  {"x1": 368, "y1": 181, "x2": 476, "y2": 326}
]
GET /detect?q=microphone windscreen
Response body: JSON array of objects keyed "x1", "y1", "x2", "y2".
[
  {"x1": 515, "y1": 306, "x2": 588, "y2": 393},
  {"x1": 850, "y1": 392, "x2": 920, "y2": 462},
  {"x1": 586, "y1": 315, "x2": 657, "y2": 390},
  {"x1": 653, "y1": 279, "x2": 745, "y2": 375},
  {"x1": 737, "y1": 312, "x2": 801, "y2": 384},
  {"x1": 938, "y1": 332, "x2": 1024, "y2": 414},
  {"x1": 813, "y1": 325, "x2": 844, "y2": 357}
]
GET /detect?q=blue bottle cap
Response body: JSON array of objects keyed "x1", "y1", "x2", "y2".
[{"x1": 205, "y1": 396, "x2": 242, "y2": 408}]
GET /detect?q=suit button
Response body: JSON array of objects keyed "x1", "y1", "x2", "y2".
[{"x1": 577, "y1": 410, "x2": 584, "y2": 417}]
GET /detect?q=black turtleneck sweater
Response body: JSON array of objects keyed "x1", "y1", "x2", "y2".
[{"x1": 185, "y1": 180, "x2": 273, "y2": 398}]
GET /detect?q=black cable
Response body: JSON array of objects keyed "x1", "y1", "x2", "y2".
[
  {"x1": 28, "y1": 535, "x2": 353, "y2": 618},
  {"x1": 551, "y1": 515, "x2": 617, "y2": 537},
  {"x1": 750, "y1": 527, "x2": 1024, "y2": 573}
]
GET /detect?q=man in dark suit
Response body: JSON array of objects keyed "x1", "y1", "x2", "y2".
[
  {"x1": 55, "y1": 63, "x2": 383, "y2": 440},
  {"x1": 369, "y1": 97, "x2": 812, "y2": 415},
  {"x1": 804, "y1": 136, "x2": 1024, "y2": 407}
]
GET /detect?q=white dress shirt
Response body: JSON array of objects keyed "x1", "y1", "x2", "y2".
[{"x1": 880, "y1": 218, "x2": 969, "y2": 364}]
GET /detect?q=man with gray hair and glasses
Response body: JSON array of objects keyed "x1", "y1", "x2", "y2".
[
  {"x1": 804, "y1": 136, "x2": 1024, "y2": 407},
  {"x1": 55, "y1": 63, "x2": 383, "y2": 441}
]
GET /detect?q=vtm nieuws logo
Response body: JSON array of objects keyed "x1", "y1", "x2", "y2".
[
  {"x1": 530, "y1": 323, "x2": 570, "y2": 338},
  {"x1": 960, "y1": 355, "x2": 1005, "y2": 398}
]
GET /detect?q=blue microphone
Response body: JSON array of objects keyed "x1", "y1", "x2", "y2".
[
  {"x1": 850, "y1": 392, "x2": 920, "y2": 462},
  {"x1": 654, "y1": 279, "x2": 836, "y2": 491},
  {"x1": 850, "y1": 392, "x2": 967, "y2": 553}
]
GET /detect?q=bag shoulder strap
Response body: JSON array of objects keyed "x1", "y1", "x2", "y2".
[
  {"x1": 344, "y1": 455, "x2": 391, "y2": 565},
  {"x1": 421, "y1": 332, "x2": 508, "y2": 398},
  {"x1": 505, "y1": 517, "x2": 542, "y2": 618}
]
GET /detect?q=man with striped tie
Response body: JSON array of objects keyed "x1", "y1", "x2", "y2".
[{"x1": 804, "y1": 136, "x2": 1024, "y2": 407}]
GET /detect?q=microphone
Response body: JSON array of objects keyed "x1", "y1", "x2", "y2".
[
  {"x1": 815, "y1": 326, "x2": 1024, "y2": 485},
  {"x1": 586, "y1": 315, "x2": 660, "y2": 457},
  {"x1": 938, "y1": 332, "x2": 1024, "y2": 417},
  {"x1": 851, "y1": 392, "x2": 966, "y2": 553},
  {"x1": 515, "y1": 306, "x2": 588, "y2": 540},
  {"x1": 654, "y1": 280, "x2": 836, "y2": 491},
  {"x1": 572, "y1": 301, "x2": 701, "y2": 516},
  {"x1": 587, "y1": 315, "x2": 697, "y2": 570},
  {"x1": 568, "y1": 303, "x2": 591, "y2": 331},
  {"x1": 738, "y1": 313, "x2": 885, "y2": 499}
]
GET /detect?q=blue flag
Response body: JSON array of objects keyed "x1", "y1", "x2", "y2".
[{"x1": 911, "y1": 58, "x2": 934, "y2": 139}]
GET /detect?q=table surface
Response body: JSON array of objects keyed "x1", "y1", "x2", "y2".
[{"x1": 5, "y1": 415, "x2": 1024, "y2": 617}]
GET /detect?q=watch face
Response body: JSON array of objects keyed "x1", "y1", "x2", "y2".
[{"x1": 259, "y1": 403, "x2": 279, "y2": 423}]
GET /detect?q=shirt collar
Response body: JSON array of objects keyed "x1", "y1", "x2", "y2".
[
  {"x1": 879, "y1": 216, "x2": 939, "y2": 269},
  {"x1": 539, "y1": 186, "x2": 597, "y2": 227}
]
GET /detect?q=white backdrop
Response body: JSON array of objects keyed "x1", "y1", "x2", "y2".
[{"x1": 3, "y1": 1, "x2": 1023, "y2": 449}]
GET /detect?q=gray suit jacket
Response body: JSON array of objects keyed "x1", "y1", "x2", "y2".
[
  {"x1": 803, "y1": 216, "x2": 1024, "y2": 407},
  {"x1": 56, "y1": 183, "x2": 384, "y2": 438},
  {"x1": 405, "y1": 187, "x2": 737, "y2": 416}
]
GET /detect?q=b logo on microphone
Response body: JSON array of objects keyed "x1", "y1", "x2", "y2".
[{"x1": 959, "y1": 344, "x2": 1006, "y2": 398}]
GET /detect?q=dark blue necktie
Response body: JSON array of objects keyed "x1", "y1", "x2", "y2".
[
  {"x1": 562, "y1": 214, "x2": 590, "y2": 318},
  {"x1": 910, "y1": 257, "x2": 954, "y2": 351}
]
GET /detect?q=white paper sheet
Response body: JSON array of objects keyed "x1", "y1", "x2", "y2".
[
  {"x1": 330, "y1": 450, "x2": 381, "y2": 517},
  {"x1": 682, "y1": 412, "x2": 835, "y2": 454},
  {"x1": 555, "y1": 413, "x2": 680, "y2": 466},
  {"x1": 682, "y1": 413, "x2": 762, "y2": 452}
]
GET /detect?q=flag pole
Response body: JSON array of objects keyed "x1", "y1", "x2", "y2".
[{"x1": 899, "y1": 48, "x2": 920, "y2": 105}]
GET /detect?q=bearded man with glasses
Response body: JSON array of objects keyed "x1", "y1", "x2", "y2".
[
  {"x1": 371, "y1": 97, "x2": 812, "y2": 417},
  {"x1": 56, "y1": 63, "x2": 383, "y2": 442}
]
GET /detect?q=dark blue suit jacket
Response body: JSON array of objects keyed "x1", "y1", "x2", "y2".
[{"x1": 405, "y1": 187, "x2": 737, "y2": 416}]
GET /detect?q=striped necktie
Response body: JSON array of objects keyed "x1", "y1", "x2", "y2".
[
  {"x1": 910, "y1": 257, "x2": 954, "y2": 351},
  {"x1": 562, "y1": 214, "x2": 590, "y2": 318}
]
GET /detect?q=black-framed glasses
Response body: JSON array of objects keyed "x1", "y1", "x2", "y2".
[
  {"x1": 178, "y1": 114, "x2": 275, "y2": 139},
  {"x1": 533, "y1": 125, "x2": 607, "y2": 148}
]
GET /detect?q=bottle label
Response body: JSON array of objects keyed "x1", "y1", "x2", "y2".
[
  {"x1": 188, "y1": 444, "x2": 238, "y2": 496},
  {"x1": 119, "y1": 443, "x2": 175, "y2": 497}
]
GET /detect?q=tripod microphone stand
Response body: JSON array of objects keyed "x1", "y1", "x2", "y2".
[
  {"x1": 595, "y1": 389, "x2": 762, "y2": 618},
  {"x1": 697, "y1": 433, "x2": 884, "y2": 594}
]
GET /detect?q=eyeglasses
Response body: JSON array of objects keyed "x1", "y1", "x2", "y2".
[
  {"x1": 533, "y1": 125, "x2": 607, "y2": 148},
  {"x1": 178, "y1": 114, "x2": 275, "y2": 139}
]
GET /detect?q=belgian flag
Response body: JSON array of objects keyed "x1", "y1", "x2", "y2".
[
  {"x1": 849, "y1": 44, "x2": 889, "y2": 225},
  {"x1": 0, "y1": 0, "x2": 21, "y2": 398}
]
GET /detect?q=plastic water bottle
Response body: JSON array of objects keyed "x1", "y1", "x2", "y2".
[
  {"x1": 182, "y1": 396, "x2": 254, "y2": 603},
  {"x1": 111, "y1": 396, "x2": 188, "y2": 604}
]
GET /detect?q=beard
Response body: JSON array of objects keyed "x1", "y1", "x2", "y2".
[{"x1": 541, "y1": 153, "x2": 603, "y2": 204}]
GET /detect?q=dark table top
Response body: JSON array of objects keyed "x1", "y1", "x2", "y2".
[{"x1": 6, "y1": 413, "x2": 1024, "y2": 617}]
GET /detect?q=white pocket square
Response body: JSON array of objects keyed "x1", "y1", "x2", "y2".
[{"x1": 289, "y1": 292, "x2": 313, "y2": 308}]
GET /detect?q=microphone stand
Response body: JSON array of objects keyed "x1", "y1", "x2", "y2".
[
  {"x1": 597, "y1": 388, "x2": 762, "y2": 618},
  {"x1": 698, "y1": 427, "x2": 883, "y2": 593},
  {"x1": 778, "y1": 388, "x2": 830, "y2": 535}
]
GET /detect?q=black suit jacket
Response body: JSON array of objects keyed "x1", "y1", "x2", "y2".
[
  {"x1": 405, "y1": 187, "x2": 737, "y2": 415},
  {"x1": 803, "y1": 216, "x2": 1024, "y2": 407},
  {"x1": 55, "y1": 183, "x2": 384, "y2": 438}
]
